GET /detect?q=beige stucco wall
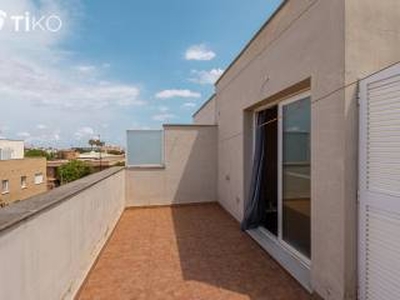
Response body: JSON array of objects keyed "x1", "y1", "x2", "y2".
[
  {"x1": 126, "y1": 125, "x2": 218, "y2": 206},
  {"x1": 212, "y1": 0, "x2": 400, "y2": 299},
  {"x1": 216, "y1": 0, "x2": 345, "y2": 224},
  {"x1": 0, "y1": 158, "x2": 47, "y2": 206},
  {"x1": 0, "y1": 169, "x2": 125, "y2": 300},
  {"x1": 339, "y1": 1, "x2": 400, "y2": 298},
  {"x1": 193, "y1": 95, "x2": 217, "y2": 125}
]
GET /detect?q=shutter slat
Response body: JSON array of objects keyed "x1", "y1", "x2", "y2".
[{"x1": 361, "y1": 66, "x2": 400, "y2": 300}]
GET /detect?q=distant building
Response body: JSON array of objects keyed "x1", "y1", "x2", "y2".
[
  {"x1": 0, "y1": 139, "x2": 24, "y2": 160},
  {"x1": 58, "y1": 150, "x2": 78, "y2": 160},
  {"x1": 0, "y1": 158, "x2": 47, "y2": 207},
  {"x1": 101, "y1": 145, "x2": 124, "y2": 154},
  {"x1": 0, "y1": 139, "x2": 48, "y2": 206},
  {"x1": 47, "y1": 154, "x2": 125, "y2": 189},
  {"x1": 78, "y1": 151, "x2": 124, "y2": 161}
]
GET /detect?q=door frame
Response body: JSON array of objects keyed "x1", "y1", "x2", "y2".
[{"x1": 251, "y1": 90, "x2": 312, "y2": 266}]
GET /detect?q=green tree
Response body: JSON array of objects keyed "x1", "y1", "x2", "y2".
[
  {"x1": 57, "y1": 160, "x2": 92, "y2": 185},
  {"x1": 25, "y1": 149, "x2": 54, "y2": 160}
]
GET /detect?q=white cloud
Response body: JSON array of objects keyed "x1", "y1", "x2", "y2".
[
  {"x1": 155, "y1": 89, "x2": 201, "y2": 99},
  {"x1": 0, "y1": 0, "x2": 145, "y2": 119},
  {"x1": 189, "y1": 68, "x2": 224, "y2": 85},
  {"x1": 181, "y1": 102, "x2": 196, "y2": 108},
  {"x1": 74, "y1": 127, "x2": 95, "y2": 139},
  {"x1": 26, "y1": 131, "x2": 62, "y2": 144},
  {"x1": 152, "y1": 113, "x2": 176, "y2": 122},
  {"x1": 17, "y1": 132, "x2": 31, "y2": 138},
  {"x1": 37, "y1": 124, "x2": 47, "y2": 130},
  {"x1": 74, "y1": 65, "x2": 97, "y2": 74},
  {"x1": 74, "y1": 63, "x2": 110, "y2": 75},
  {"x1": 158, "y1": 106, "x2": 170, "y2": 112},
  {"x1": 0, "y1": 58, "x2": 144, "y2": 111},
  {"x1": 185, "y1": 44, "x2": 216, "y2": 61},
  {"x1": 129, "y1": 123, "x2": 152, "y2": 130},
  {"x1": 0, "y1": 0, "x2": 172, "y2": 147}
]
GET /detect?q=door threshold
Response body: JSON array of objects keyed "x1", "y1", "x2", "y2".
[{"x1": 247, "y1": 227, "x2": 312, "y2": 292}]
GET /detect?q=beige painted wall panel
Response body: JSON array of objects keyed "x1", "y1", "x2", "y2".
[
  {"x1": 125, "y1": 169, "x2": 165, "y2": 206},
  {"x1": 214, "y1": 0, "x2": 399, "y2": 298},
  {"x1": 216, "y1": 0, "x2": 345, "y2": 225},
  {"x1": 218, "y1": 135, "x2": 244, "y2": 221},
  {"x1": 214, "y1": 0, "x2": 352, "y2": 298},
  {"x1": 341, "y1": 1, "x2": 400, "y2": 298},
  {"x1": 193, "y1": 96, "x2": 217, "y2": 125},
  {"x1": 345, "y1": 0, "x2": 400, "y2": 84},
  {"x1": 311, "y1": 91, "x2": 346, "y2": 300},
  {"x1": 126, "y1": 126, "x2": 218, "y2": 207}
]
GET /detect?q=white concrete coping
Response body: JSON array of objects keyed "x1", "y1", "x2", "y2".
[{"x1": 0, "y1": 167, "x2": 124, "y2": 233}]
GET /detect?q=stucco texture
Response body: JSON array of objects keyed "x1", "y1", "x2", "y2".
[
  {"x1": 212, "y1": 0, "x2": 400, "y2": 299},
  {"x1": 0, "y1": 169, "x2": 125, "y2": 300},
  {"x1": 126, "y1": 125, "x2": 218, "y2": 207},
  {"x1": 193, "y1": 95, "x2": 217, "y2": 125}
]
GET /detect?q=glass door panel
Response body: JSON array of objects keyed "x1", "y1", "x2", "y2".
[{"x1": 281, "y1": 97, "x2": 311, "y2": 258}]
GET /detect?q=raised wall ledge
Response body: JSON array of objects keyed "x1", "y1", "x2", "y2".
[
  {"x1": 0, "y1": 167, "x2": 125, "y2": 233},
  {"x1": 163, "y1": 124, "x2": 218, "y2": 128},
  {"x1": 127, "y1": 165, "x2": 166, "y2": 170}
]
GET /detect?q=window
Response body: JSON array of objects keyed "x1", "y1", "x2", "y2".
[
  {"x1": 1, "y1": 180, "x2": 9, "y2": 194},
  {"x1": 34, "y1": 173, "x2": 44, "y2": 185},
  {"x1": 21, "y1": 176, "x2": 27, "y2": 189},
  {"x1": 126, "y1": 130, "x2": 164, "y2": 166}
]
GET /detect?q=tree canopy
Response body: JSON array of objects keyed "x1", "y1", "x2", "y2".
[
  {"x1": 25, "y1": 149, "x2": 55, "y2": 160},
  {"x1": 57, "y1": 160, "x2": 92, "y2": 185}
]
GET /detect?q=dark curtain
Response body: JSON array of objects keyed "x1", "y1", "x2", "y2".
[{"x1": 241, "y1": 111, "x2": 268, "y2": 230}]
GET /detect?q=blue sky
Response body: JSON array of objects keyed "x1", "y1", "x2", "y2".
[{"x1": 0, "y1": 0, "x2": 282, "y2": 148}]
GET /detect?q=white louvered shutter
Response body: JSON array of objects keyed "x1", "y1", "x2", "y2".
[{"x1": 359, "y1": 63, "x2": 400, "y2": 300}]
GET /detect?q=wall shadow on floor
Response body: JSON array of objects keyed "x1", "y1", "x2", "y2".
[
  {"x1": 169, "y1": 131, "x2": 309, "y2": 299},
  {"x1": 170, "y1": 204, "x2": 309, "y2": 299}
]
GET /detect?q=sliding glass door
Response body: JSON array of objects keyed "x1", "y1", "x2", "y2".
[
  {"x1": 248, "y1": 92, "x2": 311, "y2": 264},
  {"x1": 280, "y1": 95, "x2": 311, "y2": 259}
]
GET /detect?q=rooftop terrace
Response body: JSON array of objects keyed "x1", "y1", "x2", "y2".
[
  {"x1": 77, "y1": 204, "x2": 310, "y2": 300},
  {"x1": 0, "y1": 123, "x2": 313, "y2": 299}
]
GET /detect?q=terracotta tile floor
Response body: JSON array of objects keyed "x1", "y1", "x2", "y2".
[{"x1": 77, "y1": 203, "x2": 311, "y2": 300}]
